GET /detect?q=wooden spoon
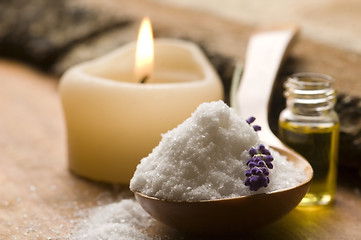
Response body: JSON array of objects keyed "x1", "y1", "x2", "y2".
[
  {"x1": 134, "y1": 26, "x2": 313, "y2": 235},
  {"x1": 232, "y1": 25, "x2": 299, "y2": 149}
]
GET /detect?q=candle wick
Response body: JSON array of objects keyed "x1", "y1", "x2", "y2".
[{"x1": 140, "y1": 75, "x2": 149, "y2": 84}]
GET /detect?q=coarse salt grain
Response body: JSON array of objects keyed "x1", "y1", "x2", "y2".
[
  {"x1": 130, "y1": 100, "x2": 307, "y2": 201},
  {"x1": 71, "y1": 199, "x2": 153, "y2": 240},
  {"x1": 70, "y1": 199, "x2": 187, "y2": 240}
]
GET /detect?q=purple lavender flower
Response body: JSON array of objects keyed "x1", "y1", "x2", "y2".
[
  {"x1": 246, "y1": 116, "x2": 261, "y2": 132},
  {"x1": 244, "y1": 144, "x2": 274, "y2": 191},
  {"x1": 246, "y1": 116, "x2": 256, "y2": 124},
  {"x1": 252, "y1": 125, "x2": 262, "y2": 132}
]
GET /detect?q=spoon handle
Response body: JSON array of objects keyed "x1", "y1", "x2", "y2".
[{"x1": 233, "y1": 25, "x2": 298, "y2": 149}]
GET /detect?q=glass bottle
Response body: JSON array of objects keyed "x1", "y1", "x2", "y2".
[{"x1": 278, "y1": 73, "x2": 339, "y2": 206}]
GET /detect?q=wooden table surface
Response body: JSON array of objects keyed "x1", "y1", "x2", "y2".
[
  {"x1": 1, "y1": 61, "x2": 361, "y2": 240},
  {"x1": 1, "y1": 0, "x2": 361, "y2": 239}
]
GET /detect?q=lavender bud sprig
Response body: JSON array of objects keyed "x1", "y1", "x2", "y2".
[
  {"x1": 246, "y1": 116, "x2": 256, "y2": 124},
  {"x1": 244, "y1": 144, "x2": 274, "y2": 191},
  {"x1": 246, "y1": 116, "x2": 261, "y2": 132}
]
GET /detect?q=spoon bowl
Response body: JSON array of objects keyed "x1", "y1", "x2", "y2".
[{"x1": 135, "y1": 146, "x2": 313, "y2": 235}]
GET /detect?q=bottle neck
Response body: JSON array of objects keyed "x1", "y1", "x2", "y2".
[{"x1": 284, "y1": 73, "x2": 336, "y2": 117}]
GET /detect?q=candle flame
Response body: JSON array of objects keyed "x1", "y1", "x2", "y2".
[{"x1": 135, "y1": 17, "x2": 154, "y2": 83}]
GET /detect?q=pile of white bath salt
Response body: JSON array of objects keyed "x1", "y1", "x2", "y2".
[
  {"x1": 130, "y1": 100, "x2": 307, "y2": 201},
  {"x1": 71, "y1": 199, "x2": 153, "y2": 240},
  {"x1": 71, "y1": 199, "x2": 184, "y2": 240}
]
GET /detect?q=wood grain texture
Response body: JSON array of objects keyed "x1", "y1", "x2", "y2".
[
  {"x1": 1, "y1": 0, "x2": 361, "y2": 239},
  {"x1": 1, "y1": 58, "x2": 361, "y2": 240},
  {"x1": 0, "y1": 60, "x2": 130, "y2": 239}
]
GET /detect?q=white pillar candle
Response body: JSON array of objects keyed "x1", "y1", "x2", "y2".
[{"x1": 59, "y1": 39, "x2": 223, "y2": 184}]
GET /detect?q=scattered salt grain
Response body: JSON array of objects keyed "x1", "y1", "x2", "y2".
[
  {"x1": 130, "y1": 100, "x2": 307, "y2": 201},
  {"x1": 70, "y1": 199, "x2": 187, "y2": 240},
  {"x1": 50, "y1": 185, "x2": 57, "y2": 191},
  {"x1": 71, "y1": 199, "x2": 153, "y2": 240},
  {"x1": 29, "y1": 185, "x2": 37, "y2": 192}
]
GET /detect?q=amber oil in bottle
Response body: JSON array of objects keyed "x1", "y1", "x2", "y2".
[{"x1": 279, "y1": 73, "x2": 339, "y2": 206}]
